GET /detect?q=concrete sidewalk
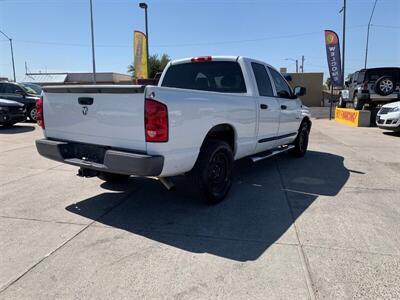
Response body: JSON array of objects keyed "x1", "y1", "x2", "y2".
[{"x1": 0, "y1": 120, "x2": 399, "y2": 299}]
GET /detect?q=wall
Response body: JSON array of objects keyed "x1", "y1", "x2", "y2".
[{"x1": 287, "y1": 73, "x2": 323, "y2": 107}]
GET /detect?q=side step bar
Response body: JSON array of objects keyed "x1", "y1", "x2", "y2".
[{"x1": 250, "y1": 145, "x2": 295, "y2": 163}]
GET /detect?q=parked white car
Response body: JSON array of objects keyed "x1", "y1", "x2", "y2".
[
  {"x1": 376, "y1": 101, "x2": 400, "y2": 131},
  {"x1": 35, "y1": 56, "x2": 311, "y2": 203}
]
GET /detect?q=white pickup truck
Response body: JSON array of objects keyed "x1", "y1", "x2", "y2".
[{"x1": 36, "y1": 56, "x2": 311, "y2": 203}]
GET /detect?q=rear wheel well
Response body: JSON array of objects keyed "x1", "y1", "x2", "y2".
[{"x1": 202, "y1": 124, "x2": 235, "y2": 154}]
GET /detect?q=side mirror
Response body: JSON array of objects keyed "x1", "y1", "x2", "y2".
[{"x1": 293, "y1": 86, "x2": 306, "y2": 97}]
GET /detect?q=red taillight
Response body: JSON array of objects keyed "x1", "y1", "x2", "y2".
[
  {"x1": 145, "y1": 99, "x2": 168, "y2": 142},
  {"x1": 362, "y1": 81, "x2": 369, "y2": 91},
  {"x1": 191, "y1": 56, "x2": 212, "y2": 62},
  {"x1": 36, "y1": 96, "x2": 45, "y2": 129}
]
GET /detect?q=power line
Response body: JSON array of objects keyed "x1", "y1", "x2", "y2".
[
  {"x1": 7, "y1": 25, "x2": 368, "y2": 49},
  {"x1": 371, "y1": 24, "x2": 400, "y2": 29}
]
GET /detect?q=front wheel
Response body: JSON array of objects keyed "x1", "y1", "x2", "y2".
[
  {"x1": 338, "y1": 96, "x2": 346, "y2": 108},
  {"x1": 353, "y1": 95, "x2": 364, "y2": 110},
  {"x1": 190, "y1": 140, "x2": 233, "y2": 204},
  {"x1": 290, "y1": 122, "x2": 310, "y2": 157}
]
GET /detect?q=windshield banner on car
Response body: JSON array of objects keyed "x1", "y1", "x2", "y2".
[{"x1": 324, "y1": 30, "x2": 343, "y2": 87}]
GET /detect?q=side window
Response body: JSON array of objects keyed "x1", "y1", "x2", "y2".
[
  {"x1": 352, "y1": 72, "x2": 358, "y2": 83},
  {"x1": 268, "y1": 67, "x2": 293, "y2": 99},
  {"x1": 4, "y1": 84, "x2": 23, "y2": 94},
  {"x1": 357, "y1": 71, "x2": 365, "y2": 83},
  {"x1": 251, "y1": 63, "x2": 273, "y2": 97}
]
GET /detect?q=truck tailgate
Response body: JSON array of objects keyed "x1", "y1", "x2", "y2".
[{"x1": 43, "y1": 85, "x2": 146, "y2": 152}]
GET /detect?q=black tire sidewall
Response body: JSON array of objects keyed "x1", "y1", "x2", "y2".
[
  {"x1": 354, "y1": 95, "x2": 364, "y2": 110},
  {"x1": 290, "y1": 123, "x2": 309, "y2": 157},
  {"x1": 193, "y1": 140, "x2": 233, "y2": 203},
  {"x1": 339, "y1": 96, "x2": 346, "y2": 108}
]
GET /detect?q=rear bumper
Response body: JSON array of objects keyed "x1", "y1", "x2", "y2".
[
  {"x1": 36, "y1": 138, "x2": 164, "y2": 176},
  {"x1": 359, "y1": 93, "x2": 400, "y2": 102}
]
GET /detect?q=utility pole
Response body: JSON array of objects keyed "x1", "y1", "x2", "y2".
[
  {"x1": 301, "y1": 55, "x2": 305, "y2": 73},
  {"x1": 364, "y1": 0, "x2": 378, "y2": 69},
  {"x1": 0, "y1": 30, "x2": 16, "y2": 82},
  {"x1": 342, "y1": 0, "x2": 347, "y2": 87},
  {"x1": 89, "y1": 0, "x2": 97, "y2": 84}
]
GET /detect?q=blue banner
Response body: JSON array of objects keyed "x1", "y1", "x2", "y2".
[{"x1": 324, "y1": 30, "x2": 343, "y2": 87}]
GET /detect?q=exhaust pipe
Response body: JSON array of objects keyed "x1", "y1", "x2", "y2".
[{"x1": 77, "y1": 167, "x2": 98, "y2": 178}]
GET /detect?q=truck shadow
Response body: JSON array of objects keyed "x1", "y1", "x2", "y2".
[
  {"x1": 0, "y1": 124, "x2": 35, "y2": 134},
  {"x1": 66, "y1": 150, "x2": 350, "y2": 261}
]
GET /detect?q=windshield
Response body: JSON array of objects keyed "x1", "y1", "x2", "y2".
[{"x1": 20, "y1": 83, "x2": 41, "y2": 95}]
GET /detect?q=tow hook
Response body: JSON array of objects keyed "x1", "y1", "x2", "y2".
[{"x1": 77, "y1": 167, "x2": 98, "y2": 178}]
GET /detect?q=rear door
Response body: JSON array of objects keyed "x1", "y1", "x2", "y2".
[
  {"x1": 43, "y1": 85, "x2": 147, "y2": 152},
  {"x1": 250, "y1": 62, "x2": 280, "y2": 152},
  {"x1": 267, "y1": 67, "x2": 301, "y2": 141}
]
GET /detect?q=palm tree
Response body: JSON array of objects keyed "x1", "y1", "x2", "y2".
[{"x1": 128, "y1": 53, "x2": 171, "y2": 79}]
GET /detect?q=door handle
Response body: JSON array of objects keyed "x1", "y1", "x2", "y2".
[
  {"x1": 260, "y1": 104, "x2": 268, "y2": 110},
  {"x1": 78, "y1": 97, "x2": 94, "y2": 105},
  {"x1": 281, "y1": 105, "x2": 287, "y2": 110}
]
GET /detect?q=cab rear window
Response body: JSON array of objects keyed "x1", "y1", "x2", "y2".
[{"x1": 161, "y1": 61, "x2": 246, "y2": 93}]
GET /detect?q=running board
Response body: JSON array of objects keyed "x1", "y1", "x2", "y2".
[{"x1": 250, "y1": 145, "x2": 295, "y2": 163}]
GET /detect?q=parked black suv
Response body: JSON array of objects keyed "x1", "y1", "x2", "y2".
[
  {"x1": 0, "y1": 82, "x2": 41, "y2": 121},
  {"x1": 339, "y1": 67, "x2": 400, "y2": 110}
]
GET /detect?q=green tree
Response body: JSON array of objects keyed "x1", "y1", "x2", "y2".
[{"x1": 128, "y1": 53, "x2": 171, "y2": 79}]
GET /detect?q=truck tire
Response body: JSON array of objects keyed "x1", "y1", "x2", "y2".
[
  {"x1": 190, "y1": 139, "x2": 233, "y2": 204},
  {"x1": 97, "y1": 172, "x2": 130, "y2": 183},
  {"x1": 338, "y1": 96, "x2": 346, "y2": 108},
  {"x1": 290, "y1": 122, "x2": 309, "y2": 158},
  {"x1": 353, "y1": 95, "x2": 364, "y2": 110},
  {"x1": 375, "y1": 76, "x2": 395, "y2": 96}
]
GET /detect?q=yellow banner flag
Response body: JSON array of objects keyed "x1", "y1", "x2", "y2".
[{"x1": 133, "y1": 31, "x2": 148, "y2": 79}]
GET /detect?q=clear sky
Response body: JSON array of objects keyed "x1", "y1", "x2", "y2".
[{"x1": 0, "y1": 0, "x2": 399, "y2": 81}]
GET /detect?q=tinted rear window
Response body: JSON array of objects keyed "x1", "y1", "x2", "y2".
[{"x1": 161, "y1": 61, "x2": 246, "y2": 93}]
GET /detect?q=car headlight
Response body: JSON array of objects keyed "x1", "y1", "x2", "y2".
[{"x1": 390, "y1": 107, "x2": 400, "y2": 112}]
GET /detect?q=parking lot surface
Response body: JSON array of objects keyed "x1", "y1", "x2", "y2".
[{"x1": 0, "y1": 120, "x2": 399, "y2": 299}]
